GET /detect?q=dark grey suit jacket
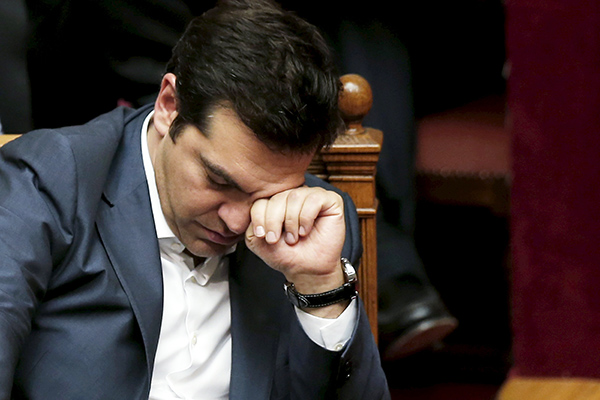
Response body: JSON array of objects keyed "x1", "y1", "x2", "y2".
[{"x1": 0, "y1": 106, "x2": 390, "y2": 399}]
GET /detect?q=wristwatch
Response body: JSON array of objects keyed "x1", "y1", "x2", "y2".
[{"x1": 284, "y1": 257, "x2": 358, "y2": 308}]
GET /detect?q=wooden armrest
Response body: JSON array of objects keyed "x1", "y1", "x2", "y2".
[{"x1": 0, "y1": 134, "x2": 20, "y2": 147}]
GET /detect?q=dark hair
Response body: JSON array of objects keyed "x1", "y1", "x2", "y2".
[{"x1": 165, "y1": 0, "x2": 344, "y2": 154}]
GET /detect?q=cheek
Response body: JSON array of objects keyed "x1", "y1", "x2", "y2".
[{"x1": 173, "y1": 174, "x2": 223, "y2": 218}]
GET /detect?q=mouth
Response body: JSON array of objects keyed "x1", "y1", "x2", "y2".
[{"x1": 203, "y1": 226, "x2": 243, "y2": 246}]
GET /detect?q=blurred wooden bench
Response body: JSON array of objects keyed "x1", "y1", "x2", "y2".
[
  {"x1": 0, "y1": 74, "x2": 383, "y2": 338},
  {"x1": 415, "y1": 94, "x2": 510, "y2": 216}
]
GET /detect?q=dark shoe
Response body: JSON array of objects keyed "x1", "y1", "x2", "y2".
[{"x1": 378, "y1": 277, "x2": 458, "y2": 360}]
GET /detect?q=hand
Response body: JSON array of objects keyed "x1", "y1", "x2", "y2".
[{"x1": 245, "y1": 186, "x2": 348, "y2": 317}]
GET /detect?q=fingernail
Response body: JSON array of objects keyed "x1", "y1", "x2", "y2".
[
  {"x1": 299, "y1": 226, "x2": 306, "y2": 236},
  {"x1": 266, "y1": 231, "x2": 277, "y2": 243},
  {"x1": 285, "y1": 232, "x2": 295, "y2": 244},
  {"x1": 255, "y1": 225, "x2": 265, "y2": 237}
]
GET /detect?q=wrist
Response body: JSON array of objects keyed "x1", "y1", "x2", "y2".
[
  {"x1": 286, "y1": 260, "x2": 345, "y2": 295},
  {"x1": 284, "y1": 258, "x2": 358, "y2": 315}
]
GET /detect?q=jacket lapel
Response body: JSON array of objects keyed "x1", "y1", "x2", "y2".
[
  {"x1": 229, "y1": 245, "x2": 287, "y2": 400},
  {"x1": 95, "y1": 106, "x2": 164, "y2": 381}
]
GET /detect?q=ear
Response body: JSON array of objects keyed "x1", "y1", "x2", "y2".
[{"x1": 153, "y1": 73, "x2": 179, "y2": 137}]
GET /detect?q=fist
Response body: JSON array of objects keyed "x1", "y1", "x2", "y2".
[{"x1": 245, "y1": 186, "x2": 346, "y2": 294}]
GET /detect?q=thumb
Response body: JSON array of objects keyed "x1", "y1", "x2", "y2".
[{"x1": 245, "y1": 222, "x2": 265, "y2": 254}]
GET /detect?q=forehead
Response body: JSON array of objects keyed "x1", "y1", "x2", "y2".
[{"x1": 194, "y1": 107, "x2": 314, "y2": 195}]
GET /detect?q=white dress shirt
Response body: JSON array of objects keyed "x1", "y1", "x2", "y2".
[{"x1": 140, "y1": 112, "x2": 357, "y2": 399}]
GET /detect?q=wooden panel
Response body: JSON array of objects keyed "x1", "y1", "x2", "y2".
[{"x1": 498, "y1": 377, "x2": 600, "y2": 400}]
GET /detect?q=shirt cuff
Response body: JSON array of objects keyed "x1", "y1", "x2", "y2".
[{"x1": 294, "y1": 298, "x2": 358, "y2": 351}]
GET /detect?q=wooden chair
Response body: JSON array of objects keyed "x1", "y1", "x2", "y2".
[
  {"x1": 310, "y1": 74, "x2": 381, "y2": 338},
  {"x1": 0, "y1": 74, "x2": 382, "y2": 338}
]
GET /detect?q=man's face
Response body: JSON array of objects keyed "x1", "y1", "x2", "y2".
[{"x1": 153, "y1": 107, "x2": 314, "y2": 258}]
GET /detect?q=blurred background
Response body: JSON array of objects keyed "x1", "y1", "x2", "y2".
[{"x1": 2, "y1": 1, "x2": 599, "y2": 399}]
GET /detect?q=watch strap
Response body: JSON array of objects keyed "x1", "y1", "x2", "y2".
[
  {"x1": 284, "y1": 258, "x2": 358, "y2": 308},
  {"x1": 284, "y1": 281, "x2": 357, "y2": 308}
]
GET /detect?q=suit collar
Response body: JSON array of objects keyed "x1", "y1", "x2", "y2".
[
  {"x1": 100, "y1": 104, "x2": 154, "y2": 206},
  {"x1": 139, "y1": 109, "x2": 175, "y2": 240},
  {"x1": 96, "y1": 105, "x2": 164, "y2": 380}
]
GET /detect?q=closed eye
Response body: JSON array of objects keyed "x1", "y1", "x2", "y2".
[
  {"x1": 206, "y1": 171, "x2": 230, "y2": 188},
  {"x1": 201, "y1": 155, "x2": 246, "y2": 193}
]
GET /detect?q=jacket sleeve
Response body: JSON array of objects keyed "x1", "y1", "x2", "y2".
[
  {"x1": 286, "y1": 298, "x2": 390, "y2": 400},
  {"x1": 290, "y1": 174, "x2": 390, "y2": 399},
  {"x1": 334, "y1": 301, "x2": 391, "y2": 399},
  {"x1": 334, "y1": 186, "x2": 390, "y2": 398},
  {"x1": 0, "y1": 132, "x2": 76, "y2": 398}
]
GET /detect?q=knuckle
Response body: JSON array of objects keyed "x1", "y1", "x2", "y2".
[
  {"x1": 286, "y1": 189, "x2": 302, "y2": 202},
  {"x1": 251, "y1": 198, "x2": 267, "y2": 211},
  {"x1": 285, "y1": 214, "x2": 297, "y2": 227}
]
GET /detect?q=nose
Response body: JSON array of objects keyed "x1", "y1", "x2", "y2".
[{"x1": 217, "y1": 199, "x2": 252, "y2": 235}]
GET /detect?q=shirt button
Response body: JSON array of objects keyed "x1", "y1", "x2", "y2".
[
  {"x1": 171, "y1": 242, "x2": 183, "y2": 252},
  {"x1": 334, "y1": 343, "x2": 344, "y2": 351},
  {"x1": 191, "y1": 335, "x2": 197, "y2": 346}
]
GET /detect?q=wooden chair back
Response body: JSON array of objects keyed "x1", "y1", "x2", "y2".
[{"x1": 310, "y1": 74, "x2": 381, "y2": 338}]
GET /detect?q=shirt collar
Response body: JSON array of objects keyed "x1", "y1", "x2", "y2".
[{"x1": 141, "y1": 110, "x2": 175, "y2": 240}]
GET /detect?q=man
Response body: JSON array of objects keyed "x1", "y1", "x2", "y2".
[{"x1": 0, "y1": 1, "x2": 389, "y2": 399}]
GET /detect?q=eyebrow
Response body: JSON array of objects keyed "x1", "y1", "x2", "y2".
[{"x1": 200, "y1": 154, "x2": 247, "y2": 193}]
